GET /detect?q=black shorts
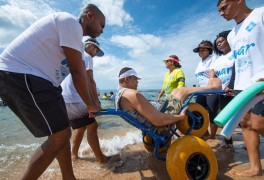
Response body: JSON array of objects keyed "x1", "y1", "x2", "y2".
[
  {"x1": 0, "y1": 71, "x2": 70, "y2": 137},
  {"x1": 251, "y1": 100, "x2": 264, "y2": 117},
  {"x1": 70, "y1": 115, "x2": 96, "y2": 130},
  {"x1": 235, "y1": 90, "x2": 264, "y2": 117}
]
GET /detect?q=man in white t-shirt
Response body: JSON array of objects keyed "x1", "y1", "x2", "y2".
[
  {"x1": 61, "y1": 38, "x2": 118, "y2": 164},
  {"x1": 218, "y1": 0, "x2": 264, "y2": 177},
  {"x1": 0, "y1": 4, "x2": 105, "y2": 179}
]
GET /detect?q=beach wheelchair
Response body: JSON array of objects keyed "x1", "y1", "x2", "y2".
[{"x1": 97, "y1": 90, "x2": 227, "y2": 180}]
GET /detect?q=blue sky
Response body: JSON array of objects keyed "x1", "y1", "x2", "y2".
[{"x1": 0, "y1": 0, "x2": 263, "y2": 90}]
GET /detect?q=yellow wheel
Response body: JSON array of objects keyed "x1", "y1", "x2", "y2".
[
  {"x1": 143, "y1": 133, "x2": 171, "y2": 153},
  {"x1": 176, "y1": 103, "x2": 209, "y2": 137},
  {"x1": 166, "y1": 136, "x2": 218, "y2": 180}
]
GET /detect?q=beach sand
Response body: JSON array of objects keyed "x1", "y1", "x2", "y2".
[{"x1": 5, "y1": 129, "x2": 264, "y2": 180}]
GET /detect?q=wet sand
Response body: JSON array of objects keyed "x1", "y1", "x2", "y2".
[
  {"x1": 4, "y1": 128, "x2": 263, "y2": 180},
  {"x1": 35, "y1": 128, "x2": 264, "y2": 180}
]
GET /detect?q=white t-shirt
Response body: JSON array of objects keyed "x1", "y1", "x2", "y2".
[
  {"x1": 61, "y1": 53, "x2": 93, "y2": 103},
  {"x1": 195, "y1": 55, "x2": 217, "y2": 87},
  {"x1": 0, "y1": 12, "x2": 83, "y2": 87},
  {"x1": 211, "y1": 52, "x2": 235, "y2": 89},
  {"x1": 227, "y1": 7, "x2": 264, "y2": 90}
]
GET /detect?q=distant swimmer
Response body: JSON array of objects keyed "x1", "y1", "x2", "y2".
[{"x1": 102, "y1": 93, "x2": 109, "y2": 100}]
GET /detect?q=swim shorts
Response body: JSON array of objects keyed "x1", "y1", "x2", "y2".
[
  {"x1": 0, "y1": 71, "x2": 69, "y2": 137},
  {"x1": 165, "y1": 94, "x2": 183, "y2": 114},
  {"x1": 65, "y1": 102, "x2": 96, "y2": 129},
  {"x1": 251, "y1": 99, "x2": 264, "y2": 117},
  {"x1": 235, "y1": 90, "x2": 264, "y2": 117}
]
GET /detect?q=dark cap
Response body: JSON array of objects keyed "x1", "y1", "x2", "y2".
[{"x1": 193, "y1": 41, "x2": 213, "y2": 53}]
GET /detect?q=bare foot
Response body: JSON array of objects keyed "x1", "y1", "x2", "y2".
[
  {"x1": 98, "y1": 154, "x2": 121, "y2": 164},
  {"x1": 230, "y1": 169, "x2": 263, "y2": 177}
]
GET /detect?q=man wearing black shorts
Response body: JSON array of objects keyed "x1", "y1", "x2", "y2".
[
  {"x1": 61, "y1": 38, "x2": 117, "y2": 164},
  {"x1": 218, "y1": 0, "x2": 264, "y2": 177},
  {"x1": 0, "y1": 4, "x2": 105, "y2": 179}
]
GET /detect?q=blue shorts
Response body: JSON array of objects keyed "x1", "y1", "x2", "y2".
[{"x1": 0, "y1": 70, "x2": 70, "y2": 137}]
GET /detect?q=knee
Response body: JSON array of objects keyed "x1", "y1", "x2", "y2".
[
  {"x1": 251, "y1": 123, "x2": 264, "y2": 132},
  {"x1": 239, "y1": 118, "x2": 251, "y2": 129},
  {"x1": 87, "y1": 121, "x2": 98, "y2": 131},
  {"x1": 48, "y1": 127, "x2": 71, "y2": 146},
  {"x1": 171, "y1": 88, "x2": 187, "y2": 101},
  {"x1": 76, "y1": 127, "x2": 86, "y2": 134}
]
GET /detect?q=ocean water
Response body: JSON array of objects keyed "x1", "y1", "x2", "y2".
[{"x1": 0, "y1": 89, "x2": 162, "y2": 178}]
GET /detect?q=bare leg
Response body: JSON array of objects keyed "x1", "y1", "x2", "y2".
[
  {"x1": 86, "y1": 121, "x2": 109, "y2": 164},
  {"x1": 71, "y1": 127, "x2": 86, "y2": 160},
  {"x1": 251, "y1": 113, "x2": 264, "y2": 137},
  {"x1": 209, "y1": 123, "x2": 218, "y2": 139},
  {"x1": 56, "y1": 138, "x2": 76, "y2": 180},
  {"x1": 171, "y1": 82, "x2": 221, "y2": 102},
  {"x1": 231, "y1": 113, "x2": 262, "y2": 177},
  {"x1": 22, "y1": 127, "x2": 75, "y2": 179}
]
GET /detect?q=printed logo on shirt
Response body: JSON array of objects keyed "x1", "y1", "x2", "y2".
[
  {"x1": 228, "y1": 54, "x2": 235, "y2": 61},
  {"x1": 237, "y1": 57, "x2": 253, "y2": 73},
  {"x1": 61, "y1": 59, "x2": 69, "y2": 78},
  {"x1": 246, "y1": 22, "x2": 257, "y2": 32},
  {"x1": 215, "y1": 67, "x2": 233, "y2": 77},
  {"x1": 60, "y1": 59, "x2": 70, "y2": 77},
  {"x1": 233, "y1": 43, "x2": 255, "y2": 59},
  {"x1": 195, "y1": 72, "x2": 209, "y2": 78},
  {"x1": 54, "y1": 59, "x2": 70, "y2": 80}
]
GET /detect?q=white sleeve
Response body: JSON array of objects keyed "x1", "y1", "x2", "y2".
[
  {"x1": 56, "y1": 13, "x2": 83, "y2": 53},
  {"x1": 84, "y1": 54, "x2": 93, "y2": 71}
]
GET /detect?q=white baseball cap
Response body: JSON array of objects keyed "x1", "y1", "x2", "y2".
[{"x1": 82, "y1": 36, "x2": 104, "y2": 57}]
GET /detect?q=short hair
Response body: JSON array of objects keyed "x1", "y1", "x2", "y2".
[
  {"x1": 217, "y1": 0, "x2": 235, "y2": 6},
  {"x1": 169, "y1": 55, "x2": 182, "y2": 68},
  {"x1": 213, "y1": 30, "x2": 231, "y2": 56},
  {"x1": 119, "y1": 67, "x2": 132, "y2": 83},
  {"x1": 78, "y1": 4, "x2": 103, "y2": 23}
]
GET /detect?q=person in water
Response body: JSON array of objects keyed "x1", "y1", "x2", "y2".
[
  {"x1": 61, "y1": 37, "x2": 117, "y2": 163},
  {"x1": 0, "y1": 4, "x2": 105, "y2": 179}
]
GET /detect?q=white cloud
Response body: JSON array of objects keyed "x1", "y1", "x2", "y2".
[
  {"x1": 82, "y1": 0, "x2": 133, "y2": 27},
  {"x1": 95, "y1": 8, "x2": 236, "y2": 89},
  {"x1": 0, "y1": 0, "x2": 56, "y2": 48},
  {"x1": 93, "y1": 55, "x2": 145, "y2": 81},
  {"x1": 110, "y1": 34, "x2": 162, "y2": 58}
]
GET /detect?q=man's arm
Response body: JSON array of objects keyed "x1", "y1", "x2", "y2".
[
  {"x1": 62, "y1": 46, "x2": 99, "y2": 113},
  {"x1": 86, "y1": 70, "x2": 101, "y2": 109}
]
